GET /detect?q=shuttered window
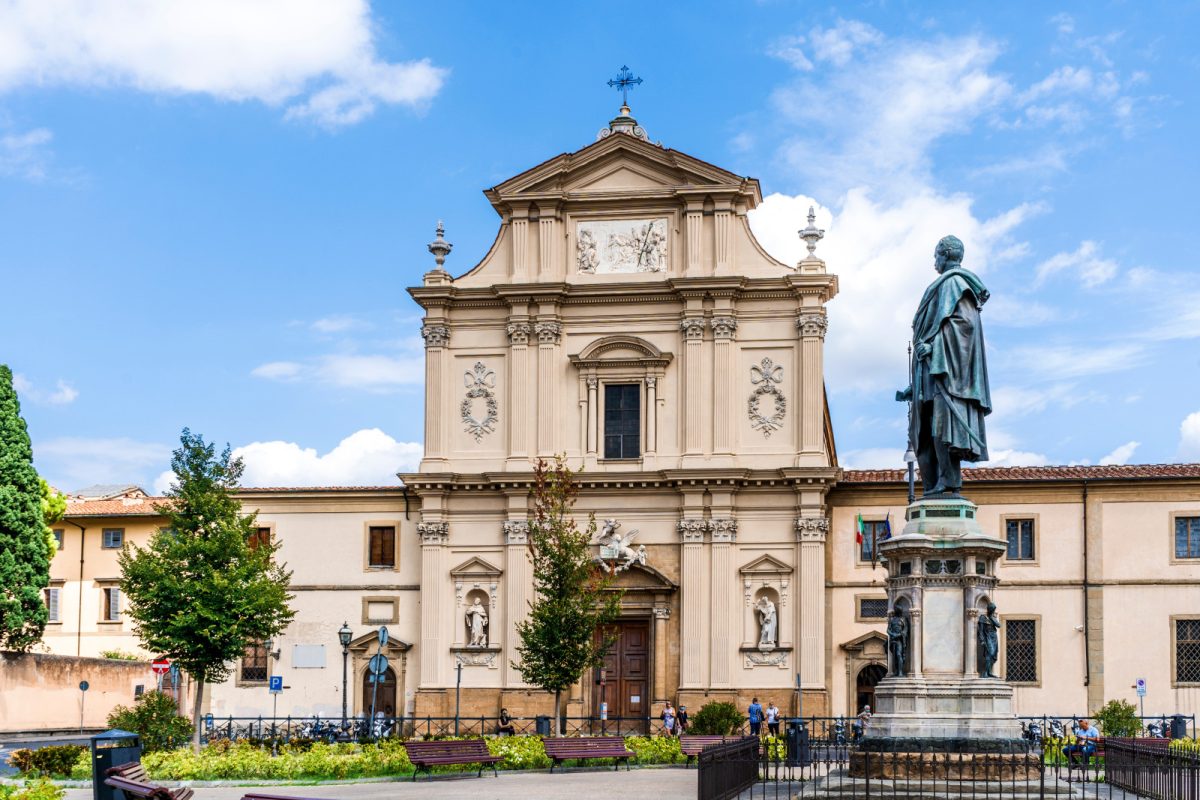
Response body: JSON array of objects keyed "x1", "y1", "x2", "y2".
[
  {"x1": 45, "y1": 588, "x2": 60, "y2": 622},
  {"x1": 248, "y1": 526, "x2": 272, "y2": 551},
  {"x1": 102, "y1": 588, "x2": 121, "y2": 621},
  {"x1": 369, "y1": 526, "x2": 396, "y2": 568},
  {"x1": 102, "y1": 529, "x2": 124, "y2": 549}
]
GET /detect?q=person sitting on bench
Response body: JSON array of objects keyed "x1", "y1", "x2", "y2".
[
  {"x1": 1062, "y1": 719, "x2": 1099, "y2": 770},
  {"x1": 496, "y1": 708, "x2": 516, "y2": 736}
]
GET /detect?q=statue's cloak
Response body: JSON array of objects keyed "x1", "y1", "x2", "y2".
[{"x1": 911, "y1": 267, "x2": 991, "y2": 462}]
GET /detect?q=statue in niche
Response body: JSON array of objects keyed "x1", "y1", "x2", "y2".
[
  {"x1": 888, "y1": 611, "x2": 909, "y2": 677},
  {"x1": 465, "y1": 597, "x2": 489, "y2": 648},
  {"x1": 755, "y1": 596, "x2": 777, "y2": 648},
  {"x1": 977, "y1": 602, "x2": 1000, "y2": 677}
]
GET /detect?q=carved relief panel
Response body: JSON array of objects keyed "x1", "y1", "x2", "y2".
[{"x1": 576, "y1": 218, "x2": 668, "y2": 274}]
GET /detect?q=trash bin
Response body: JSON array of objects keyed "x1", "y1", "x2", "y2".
[
  {"x1": 784, "y1": 719, "x2": 810, "y2": 767},
  {"x1": 1170, "y1": 715, "x2": 1188, "y2": 740},
  {"x1": 535, "y1": 715, "x2": 551, "y2": 736},
  {"x1": 91, "y1": 729, "x2": 142, "y2": 800}
]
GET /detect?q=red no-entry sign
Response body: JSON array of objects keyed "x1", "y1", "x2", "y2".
[{"x1": 151, "y1": 658, "x2": 170, "y2": 675}]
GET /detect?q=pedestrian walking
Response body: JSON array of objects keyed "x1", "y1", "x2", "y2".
[{"x1": 748, "y1": 697, "x2": 764, "y2": 737}]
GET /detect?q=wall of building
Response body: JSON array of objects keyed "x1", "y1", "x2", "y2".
[{"x1": 0, "y1": 652, "x2": 156, "y2": 733}]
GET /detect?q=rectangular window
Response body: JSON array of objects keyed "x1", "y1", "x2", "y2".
[
  {"x1": 859, "y1": 521, "x2": 889, "y2": 561},
  {"x1": 53, "y1": 529, "x2": 64, "y2": 550},
  {"x1": 45, "y1": 588, "x2": 60, "y2": 622},
  {"x1": 102, "y1": 587, "x2": 121, "y2": 621},
  {"x1": 1177, "y1": 619, "x2": 1200, "y2": 684},
  {"x1": 859, "y1": 598, "x2": 889, "y2": 619},
  {"x1": 248, "y1": 526, "x2": 272, "y2": 551},
  {"x1": 1176, "y1": 517, "x2": 1200, "y2": 559},
  {"x1": 1006, "y1": 519, "x2": 1036, "y2": 561},
  {"x1": 368, "y1": 526, "x2": 396, "y2": 568},
  {"x1": 603, "y1": 383, "x2": 640, "y2": 459},
  {"x1": 241, "y1": 642, "x2": 268, "y2": 682},
  {"x1": 1005, "y1": 619, "x2": 1038, "y2": 683},
  {"x1": 102, "y1": 528, "x2": 124, "y2": 549}
]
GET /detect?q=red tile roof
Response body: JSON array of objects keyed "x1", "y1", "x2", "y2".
[
  {"x1": 65, "y1": 497, "x2": 170, "y2": 517},
  {"x1": 841, "y1": 463, "x2": 1200, "y2": 483}
]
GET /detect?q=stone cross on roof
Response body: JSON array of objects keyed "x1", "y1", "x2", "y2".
[{"x1": 607, "y1": 65, "x2": 643, "y2": 108}]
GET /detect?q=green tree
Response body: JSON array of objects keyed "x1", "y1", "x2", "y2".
[
  {"x1": 1092, "y1": 699, "x2": 1142, "y2": 737},
  {"x1": 107, "y1": 690, "x2": 193, "y2": 752},
  {"x1": 40, "y1": 478, "x2": 66, "y2": 558},
  {"x1": 513, "y1": 457, "x2": 621, "y2": 734},
  {"x1": 120, "y1": 429, "x2": 294, "y2": 751},
  {"x1": 0, "y1": 365, "x2": 52, "y2": 651}
]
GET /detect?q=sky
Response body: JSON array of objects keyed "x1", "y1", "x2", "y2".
[{"x1": 2, "y1": 0, "x2": 1199, "y2": 493}]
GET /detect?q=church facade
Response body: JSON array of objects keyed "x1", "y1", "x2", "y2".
[{"x1": 39, "y1": 106, "x2": 1200, "y2": 729}]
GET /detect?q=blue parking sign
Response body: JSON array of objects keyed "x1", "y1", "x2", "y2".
[{"x1": 269, "y1": 675, "x2": 283, "y2": 694}]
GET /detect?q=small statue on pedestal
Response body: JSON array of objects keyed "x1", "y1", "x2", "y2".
[
  {"x1": 887, "y1": 611, "x2": 909, "y2": 677},
  {"x1": 755, "y1": 596, "x2": 777, "y2": 648},
  {"x1": 977, "y1": 602, "x2": 1000, "y2": 677},
  {"x1": 466, "y1": 597, "x2": 489, "y2": 648}
]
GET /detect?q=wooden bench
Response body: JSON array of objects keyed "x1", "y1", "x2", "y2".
[
  {"x1": 241, "y1": 794, "x2": 336, "y2": 800},
  {"x1": 679, "y1": 735, "x2": 747, "y2": 767},
  {"x1": 541, "y1": 736, "x2": 633, "y2": 773},
  {"x1": 402, "y1": 739, "x2": 500, "y2": 781},
  {"x1": 104, "y1": 762, "x2": 193, "y2": 800}
]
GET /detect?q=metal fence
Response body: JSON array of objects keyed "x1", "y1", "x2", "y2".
[
  {"x1": 1017, "y1": 715, "x2": 1197, "y2": 742},
  {"x1": 1107, "y1": 738, "x2": 1200, "y2": 800}
]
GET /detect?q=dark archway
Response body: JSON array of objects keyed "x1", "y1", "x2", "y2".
[
  {"x1": 856, "y1": 664, "x2": 887, "y2": 713},
  {"x1": 363, "y1": 666, "x2": 397, "y2": 718}
]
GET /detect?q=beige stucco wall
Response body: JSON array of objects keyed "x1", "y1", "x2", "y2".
[{"x1": 0, "y1": 652, "x2": 156, "y2": 733}]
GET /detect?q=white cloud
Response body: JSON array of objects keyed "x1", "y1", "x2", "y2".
[
  {"x1": 767, "y1": 35, "x2": 813, "y2": 71},
  {"x1": 153, "y1": 428, "x2": 421, "y2": 492},
  {"x1": 807, "y1": 20, "x2": 883, "y2": 67},
  {"x1": 981, "y1": 295, "x2": 1060, "y2": 327},
  {"x1": 0, "y1": 0, "x2": 446, "y2": 128},
  {"x1": 839, "y1": 447, "x2": 905, "y2": 470},
  {"x1": 986, "y1": 449, "x2": 1051, "y2": 467},
  {"x1": 311, "y1": 315, "x2": 363, "y2": 334},
  {"x1": 35, "y1": 436, "x2": 171, "y2": 492},
  {"x1": 1050, "y1": 13, "x2": 1075, "y2": 36},
  {"x1": 13, "y1": 373, "x2": 78, "y2": 405},
  {"x1": 1178, "y1": 412, "x2": 1200, "y2": 462},
  {"x1": 0, "y1": 126, "x2": 52, "y2": 180},
  {"x1": 750, "y1": 190, "x2": 1038, "y2": 393},
  {"x1": 1035, "y1": 241, "x2": 1118, "y2": 287},
  {"x1": 252, "y1": 334, "x2": 424, "y2": 392},
  {"x1": 1099, "y1": 440, "x2": 1139, "y2": 465},
  {"x1": 1010, "y1": 342, "x2": 1143, "y2": 379},
  {"x1": 251, "y1": 361, "x2": 303, "y2": 381}
]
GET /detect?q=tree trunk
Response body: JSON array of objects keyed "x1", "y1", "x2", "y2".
[
  {"x1": 191, "y1": 676, "x2": 205, "y2": 753},
  {"x1": 554, "y1": 688, "x2": 562, "y2": 737}
]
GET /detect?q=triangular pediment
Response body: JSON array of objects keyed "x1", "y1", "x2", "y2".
[
  {"x1": 450, "y1": 556, "x2": 503, "y2": 578},
  {"x1": 840, "y1": 631, "x2": 888, "y2": 655},
  {"x1": 605, "y1": 561, "x2": 678, "y2": 592},
  {"x1": 739, "y1": 554, "x2": 792, "y2": 576},
  {"x1": 348, "y1": 631, "x2": 412, "y2": 653}
]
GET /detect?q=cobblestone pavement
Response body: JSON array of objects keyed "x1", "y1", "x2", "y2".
[{"x1": 62, "y1": 766, "x2": 696, "y2": 800}]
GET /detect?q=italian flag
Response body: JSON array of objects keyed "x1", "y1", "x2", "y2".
[{"x1": 855, "y1": 513, "x2": 865, "y2": 545}]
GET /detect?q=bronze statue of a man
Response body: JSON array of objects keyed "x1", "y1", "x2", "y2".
[
  {"x1": 978, "y1": 602, "x2": 1001, "y2": 678},
  {"x1": 887, "y1": 612, "x2": 909, "y2": 677},
  {"x1": 897, "y1": 236, "x2": 992, "y2": 495}
]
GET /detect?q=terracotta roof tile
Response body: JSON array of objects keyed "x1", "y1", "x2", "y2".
[
  {"x1": 841, "y1": 463, "x2": 1200, "y2": 483},
  {"x1": 65, "y1": 497, "x2": 170, "y2": 517}
]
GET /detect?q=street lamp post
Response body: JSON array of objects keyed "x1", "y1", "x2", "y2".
[
  {"x1": 904, "y1": 446, "x2": 917, "y2": 504},
  {"x1": 338, "y1": 622, "x2": 353, "y2": 728}
]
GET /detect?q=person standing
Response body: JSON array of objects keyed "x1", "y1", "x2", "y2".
[
  {"x1": 677, "y1": 705, "x2": 689, "y2": 735},
  {"x1": 765, "y1": 701, "x2": 780, "y2": 737},
  {"x1": 748, "y1": 698, "x2": 764, "y2": 737},
  {"x1": 661, "y1": 701, "x2": 676, "y2": 736}
]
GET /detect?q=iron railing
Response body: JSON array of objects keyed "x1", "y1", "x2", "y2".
[
  {"x1": 1106, "y1": 738, "x2": 1200, "y2": 800},
  {"x1": 1017, "y1": 714, "x2": 1197, "y2": 742}
]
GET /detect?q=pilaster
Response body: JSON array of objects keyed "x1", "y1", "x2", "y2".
[
  {"x1": 680, "y1": 316, "x2": 706, "y2": 457},
  {"x1": 709, "y1": 517, "x2": 737, "y2": 687},
  {"x1": 796, "y1": 515, "x2": 828, "y2": 690},
  {"x1": 420, "y1": 323, "x2": 450, "y2": 468},
  {"x1": 418, "y1": 521, "x2": 449, "y2": 688},
  {"x1": 653, "y1": 605, "x2": 671, "y2": 703},
  {"x1": 535, "y1": 319, "x2": 562, "y2": 456},
  {"x1": 711, "y1": 316, "x2": 737, "y2": 456},
  {"x1": 503, "y1": 520, "x2": 530, "y2": 687},
  {"x1": 796, "y1": 311, "x2": 828, "y2": 466},
  {"x1": 678, "y1": 517, "x2": 707, "y2": 688},
  {"x1": 506, "y1": 321, "x2": 531, "y2": 466}
]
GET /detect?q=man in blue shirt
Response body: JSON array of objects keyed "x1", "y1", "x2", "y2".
[
  {"x1": 748, "y1": 697, "x2": 764, "y2": 736},
  {"x1": 1062, "y1": 719, "x2": 1100, "y2": 774}
]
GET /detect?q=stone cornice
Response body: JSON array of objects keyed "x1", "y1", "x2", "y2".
[{"x1": 398, "y1": 466, "x2": 843, "y2": 494}]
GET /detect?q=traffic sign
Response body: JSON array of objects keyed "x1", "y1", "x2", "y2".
[
  {"x1": 377, "y1": 626, "x2": 389, "y2": 648},
  {"x1": 79, "y1": 680, "x2": 89, "y2": 692},
  {"x1": 369, "y1": 654, "x2": 389, "y2": 676},
  {"x1": 269, "y1": 675, "x2": 283, "y2": 694},
  {"x1": 151, "y1": 658, "x2": 171, "y2": 675},
  {"x1": 1135, "y1": 678, "x2": 1147, "y2": 697}
]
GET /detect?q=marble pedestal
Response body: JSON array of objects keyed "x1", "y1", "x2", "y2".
[{"x1": 866, "y1": 495, "x2": 1022, "y2": 746}]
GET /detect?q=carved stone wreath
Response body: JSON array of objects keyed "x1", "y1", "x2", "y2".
[
  {"x1": 748, "y1": 357, "x2": 787, "y2": 437},
  {"x1": 461, "y1": 362, "x2": 498, "y2": 442}
]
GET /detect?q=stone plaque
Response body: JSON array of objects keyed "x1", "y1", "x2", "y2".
[
  {"x1": 922, "y1": 589, "x2": 964, "y2": 673},
  {"x1": 576, "y1": 218, "x2": 668, "y2": 274}
]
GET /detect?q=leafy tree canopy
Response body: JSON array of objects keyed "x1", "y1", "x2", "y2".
[{"x1": 0, "y1": 365, "x2": 51, "y2": 651}]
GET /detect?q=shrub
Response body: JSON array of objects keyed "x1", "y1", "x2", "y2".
[
  {"x1": 99, "y1": 650, "x2": 142, "y2": 661},
  {"x1": 690, "y1": 701, "x2": 744, "y2": 735},
  {"x1": 625, "y1": 735, "x2": 683, "y2": 764},
  {"x1": 70, "y1": 751, "x2": 91, "y2": 781},
  {"x1": 107, "y1": 690, "x2": 192, "y2": 752},
  {"x1": 485, "y1": 736, "x2": 550, "y2": 769},
  {"x1": 0, "y1": 778, "x2": 65, "y2": 800},
  {"x1": 6, "y1": 746, "x2": 87, "y2": 778},
  {"x1": 1092, "y1": 699, "x2": 1141, "y2": 737}
]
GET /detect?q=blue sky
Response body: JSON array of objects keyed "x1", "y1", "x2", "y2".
[{"x1": 2, "y1": 0, "x2": 1198, "y2": 492}]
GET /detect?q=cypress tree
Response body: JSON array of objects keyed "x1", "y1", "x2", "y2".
[{"x1": 0, "y1": 365, "x2": 52, "y2": 651}]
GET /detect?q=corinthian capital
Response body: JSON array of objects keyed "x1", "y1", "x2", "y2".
[
  {"x1": 795, "y1": 516, "x2": 829, "y2": 541},
  {"x1": 421, "y1": 324, "x2": 450, "y2": 348},
  {"x1": 711, "y1": 316, "x2": 738, "y2": 340},
  {"x1": 418, "y1": 521, "x2": 449, "y2": 545},
  {"x1": 796, "y1": 312, "x2": 828, "y2": 339},
  {"x1": 534, "y1": 321, "x2": 562, "y2": 344},
  {"x1": 506, "y1": 322, "x2": 531, "y2": 345},
  {"x1": 709, "y1": 517, "x2": 738, "y2": 543},
  {"x1": 680, "y1": 317, "x2": 707, "y2": 340},
  {"x1": 678, "y1": 517, "x2": 707, "y2": 544},
  {"x1": 503, "y1": 519, "x2": 529, "y2": 545}
]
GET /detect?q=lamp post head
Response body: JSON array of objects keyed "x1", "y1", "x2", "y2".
[
  {"x1": 903, "y1": 447, "x2": 917, "y2": 466},
  {"x1": 338, "y1": 621, "x2": 353, "y2": 649}
]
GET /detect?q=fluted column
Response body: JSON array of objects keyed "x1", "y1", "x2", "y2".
[
  {"x1": 644, "y1": 376, "x2": 658, "y2": 463},
  {"x1": 537, "y1": 204, "x2": 558, "y2": 280},
  {"x1": 418, "y1": 522, "x2": 449, "y2": 688},
  {"x1": 678, "y1": 518, "x2": 707, "y2": 687},
  {"x1": 503, "y1": 520, "x2": 530, "y2": 686},
  {"x1": 709, "y1": 518, "x2": 737, "y2": 687},
  {"x1": 714, "y1": 210, "x2": 732, "y2": 274},
  {"x1": 711, "y1": 317, "x2": 737, "y2": 455},
  {"x1": 910, "y1": 609, "x2": 924, "y2": 677},
  {"x1": 511, "y1": 214, "x2": 529, "y2": 281},
  {"x1": 421, "y1": 324, "x2": 450, "y2": 467},
  {"x1": 653, "y1": 606, "x2": 670, "y2": 703},
  {"x1": 680, "y1": 317, "x2": 706, "y2": 456},
  {"x1": 964, "y1": 607, "x2": 978, "y2": 677},
  {"x1": 796, "y1": 312, "x2": 828, "y2": 465},
  {"x1": 586, "y1": 377, "x2": 598, "y2": 459},
  {"x1": 506, "y1": 322, "x2": 531, "y2": 465},
  {"x1": 685, "y1": 206, "x2": 703, "y2": 276},
  {"x1": 535, "y1": 321, "x2": 561, "y2": 456},
  {"x1": 795, "y1": 516, "x2": 828, "y2": 689}
]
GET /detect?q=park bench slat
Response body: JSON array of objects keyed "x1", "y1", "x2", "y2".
[
  {"x1": 402, "y1": 739, "x2": 499, "y2": 781},
  {"x1": 541, "y1": 737, "x2": 633, "y2": 773},
  {"x1": 242, "y1": 794, "x2": 337, "y2": 800},
  {"x1": 679, "y1": 735, "x2": 750, "y2": 766},
  {"x1": 103, "y1": 762, "x2": 192, "y2": 800}
]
